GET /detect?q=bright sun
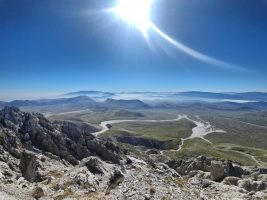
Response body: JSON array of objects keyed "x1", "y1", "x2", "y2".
[{"x1": 112, "y1": 0, "x2": 154, "y2": 37}]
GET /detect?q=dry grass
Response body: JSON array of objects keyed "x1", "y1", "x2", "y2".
[
  {"x1": 54, "y1": 188, "x2": 74, "y2": 200},
  {"x1": 149, "y1": 186, "x2": 156, "y2": 194},
  {"x1": 48, "y1": 170, "x2": 63, "y2": 179},
  {"x1": 32, "y1": 187, "x2": 44, "y2": 199},
  {"x1": 174, "y1": 178, "x2": 188, "y2": 187}
]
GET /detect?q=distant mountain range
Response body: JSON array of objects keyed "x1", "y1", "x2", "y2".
[
  {"x1": 0, "y1": 96, "x2": 150, "y2": 110},
  {"x1": 102, "y1": 98, "x2": 150, "y2": 109},
  {"x1": 5, "y1": 96, "x2": 96, "y2": 107},
  {"x1": 64, "y1": 91, "x2": 114, "y2": 98},
  {"x1": 62, "y1": 91, "x2": 267, "y2": 102},
  {"x1": 1, "y1": 91, "x2": 267, "y2": 111}
]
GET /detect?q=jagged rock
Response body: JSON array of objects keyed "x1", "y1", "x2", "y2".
[
  {"x1": 107, "y1": 170, "x2": 124, "y2": 194},
  {"x1": 19, "y1": 150, "x2": 42, "y2": 182},
  {"x1": 238, "y1": 179, "x2": 266, "y2": 192},
  {"x1": 17, "y1": 177, "x2": 28, "y2": 188},
  {"x1": 86, "y1": 139, "x2": 121, "y2": 164},
  {"x1": 0, "y1": 130, "x2": 21, "y2": 158},
  {"x1": 258, "y1": 168, "x2": 267, "y2": 174},
  {"x1": 188, "y1": 170, "x2": 199, "y2": 178},
  {"x1": 210, "y1": 161, "x2": 230, "y2": 181},
  {"x1": 222, "y1": 176, "x2": 240, "y2": 186},
  {"x1": 32, "y1": 187, "x2": 44, "y2": 199},
  {"x1": 210, "y1": 160, "x2": 244, "y2": 181},
  {"x1": 23, "y1": 133, "x2": 30, "y2": 141},
  {"x1": 0, "y1": 107, "x2": 121, "y2": 165},
  {"x1": 167, "y1": 156, "x2": 211, "y2": 176},
  {"x1": 72, "y1": 169, "x2": 98, "y2": 190},
  {"x1": 228, "y1": 163, "x2": 245, "y2": 178},
  {"x1": 82, "y1": 156, "x2": 106, "y2": 175},
  {"x1": 202, "y1": 179, "x2": 212, "y2": 188},
  {"x1": 167, "y1": 156, "x2": 245, "y2": 182},
  {"x1": 258, "y1": 174, "x2": 267, "y2": 183}
]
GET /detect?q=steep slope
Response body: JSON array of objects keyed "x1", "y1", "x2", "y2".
[{"x1": 0, "y1": 107, "x2": 120, "y2": 164}]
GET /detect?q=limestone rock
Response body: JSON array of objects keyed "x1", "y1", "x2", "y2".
[
  {"x1": 222, "y1": 176, "x2": 240, "y2": 186},
  {"x1": 19, "y1": 150, "x2": 42, "y2": 182},
  {"x1": 82, "y1": 156, "x2": 106, "y2": 175}
]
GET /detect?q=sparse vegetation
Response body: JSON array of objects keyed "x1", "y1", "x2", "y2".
[
  {"x1": 32, "y1": 187, "x2": 45, "y2": 199},
  {"x1": 163, "y1": 138, "x2": 258, "y2": 166},
  {"x1": 149, "y1": 186, "x2": 156, "y2": 194},
  {"x1": 54, "y1": 188, "x2": 74, "y2": 200}
]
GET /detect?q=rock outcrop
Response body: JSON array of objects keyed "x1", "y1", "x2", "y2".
[
  {"x1": 19, "y1": 150, "x2": 43, "y2": 182},
  {"x1": 0, "y1": 107, "x2": 121, "y2": 165},
  {"x1": 167, "y1": 156, "x2": 245, "y2": 181},
  {"x1": 167, "y1": 155, "x2": 267, "y2": 196}
]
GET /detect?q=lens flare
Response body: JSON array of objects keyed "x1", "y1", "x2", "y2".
[
  {"x1": 111, "y1": 0, "x2": 154, "y2": 38},
  {"x1": 110, "y1": 0, "x2": 245, "y2": 72}
]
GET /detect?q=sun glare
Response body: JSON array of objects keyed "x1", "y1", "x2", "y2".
[{"x1": 112, "y1": 0, "x2": 154, "y2": 37}]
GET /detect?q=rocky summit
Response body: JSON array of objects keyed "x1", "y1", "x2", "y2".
[{"x1": 0, "y1": 107, "x2": 266, "y2": 199}]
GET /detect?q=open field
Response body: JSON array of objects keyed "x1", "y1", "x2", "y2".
[
  {"x1": 46, "y1": 107, "x2": 267, "y2": 166},
  {"x1": 162, "y1": 138, "x2": 262, "y2": 166},
  {"x1": 99, "y1": 119, "x2": 195, "y2": 150},
  {"x1": 106, "y1": 119, "x2": 195, "y2": 141}
]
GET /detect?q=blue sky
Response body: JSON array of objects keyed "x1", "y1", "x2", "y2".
[{"x1": 0, "y1": 0, "x2": 267, "y2": 99}]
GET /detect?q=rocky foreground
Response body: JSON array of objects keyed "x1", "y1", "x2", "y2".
[{"x1": 0, "y1": 107, "x2": 266, "y2": 200}]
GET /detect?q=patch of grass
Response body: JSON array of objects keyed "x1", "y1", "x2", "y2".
[
  {"x1": 214, "y1": 143, "x2": 267, "y2": 165},
  {"x1": 173, "y1": 178, "x2": 187, "y2": 187},
  {"x1": 102, "y1": 120, "x2": 195, "y2": 149},
  {"x1": 48, "y1": 170, "x2": 63, "y2": 179},
  {"x1": 257, "y1": 155, "x2": 267, "y2": 163},
  {"x1": 149, "y1": 186, "x2": 156, "y2": 194},
  {"x1": 215, "y1": 143, "x2": 267, "y2": 157},
  {"x1": 54, "y1": 188, "x2": 74, "y2": 200},
  {"x1": 163, "y1": 138, "x2": 256, "y2": 166},
  {"x1": 107, "y1": 119, "x2": 195, "y2": 143},
  {"x1": 32, "y1": 187, "x2": 44, "y2": 199},
  {"x1": 113, "y1": 109, "x2": 144, "y2": 118}
]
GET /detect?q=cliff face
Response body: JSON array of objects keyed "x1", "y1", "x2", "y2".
[{"x1": 0, "y1": 107, "x2": 120, "y2": 165}]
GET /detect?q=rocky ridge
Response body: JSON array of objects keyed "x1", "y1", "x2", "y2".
[{"x1": 0, "y1": 107, "x2": 266, "y2": 199}]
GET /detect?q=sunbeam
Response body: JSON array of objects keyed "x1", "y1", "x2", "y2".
[{"x1": 110, "y1": 0, "x2": 246, "y2": 71}]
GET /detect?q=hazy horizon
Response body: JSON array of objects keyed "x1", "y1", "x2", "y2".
[{"x1": 2, "y1": 89, "x2": 267, "y2": 102}]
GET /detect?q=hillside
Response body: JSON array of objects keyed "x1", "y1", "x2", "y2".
[{"x1": 0, "y1": 107, "x2": 266, "y2": 199}]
